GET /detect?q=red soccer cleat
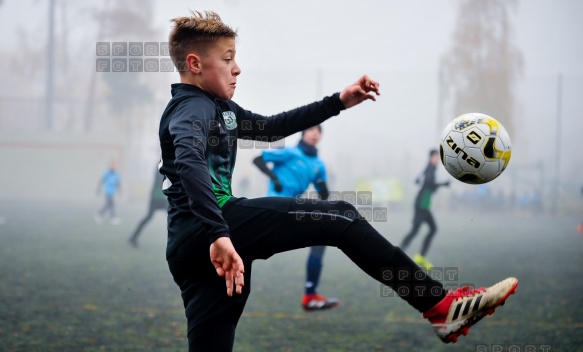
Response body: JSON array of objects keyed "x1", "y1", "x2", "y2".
[
  {"x1": 423, "y1": 277, "x2": 518, "y2": 343},
  {"x1": 302, "y1": 293, "x2": 339, "y2": 312}
]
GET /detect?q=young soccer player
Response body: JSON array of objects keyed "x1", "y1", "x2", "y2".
[
  {"x1": 159, "y1": 11, "x2": 518, "y2": 351},
  {"x1": 400, "y1": 149, "x2": 450, "y2": 269},
  {"x1": 95, "y1": 160, "x2": 121, "y2": 225},
  {"x1": 253, "y1": 125, "x2": 338, "y2": 311},
  {"x1": 128, "y1": 161, "x2": 168, "y2": 247}
]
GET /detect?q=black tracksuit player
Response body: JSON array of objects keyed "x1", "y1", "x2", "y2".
[
  {"x1": 400, "y1": 149, "x2": 450, "y2": 269},
  {"x1": 159, "y1": 11, "x2": 518, "y2": 351}
]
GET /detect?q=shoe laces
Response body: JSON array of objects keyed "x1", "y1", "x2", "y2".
[{"x1": 448, "y1": 286, "x2": 486, "y2": 301}]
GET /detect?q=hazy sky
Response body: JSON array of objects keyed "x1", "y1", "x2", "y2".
[
  {"x1": 160, "y1": 0, "x2": 583, "y2": 76},
  {"x1": 1, "y1": 0, "x2": 581, "y2": 75}
]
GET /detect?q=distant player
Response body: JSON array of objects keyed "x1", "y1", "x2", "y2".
[
  {"x1": 253, "y1": 125, "x2": 338, "y2": 311},
  {"x1": 95, "y1": 160, "x2": 121, "y2": 225},
  {"x1": 400, "y1": 149, "x2": 450, "y2": 269},
  {"x1": 129, "y1": 162, "x2": 168, "y2": 247}
]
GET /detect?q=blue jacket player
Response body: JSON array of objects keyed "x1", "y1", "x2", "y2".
[{"x1": 254, "y1": 125, "x2": 338, "y2": 311}]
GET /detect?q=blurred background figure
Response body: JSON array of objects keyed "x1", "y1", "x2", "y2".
[
  {"x1": 253, "y1": 125, "x2": 338, "y2": 311},
  {"x1": 400, "y1": 149, "x2": 450, "y2": 270},
  {"x1": 237, "y1": 172, "x2": 251, "y2": 198},
  {"x1": 128, "y1": 161, "x2": 167, "y2": 247},
  {"x1": 95, "y1": 160, "x2": 121, "y2": 225}
]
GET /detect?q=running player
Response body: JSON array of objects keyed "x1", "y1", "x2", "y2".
[
  {"x1": 95, "y1": 160, "x2": 121, "y2": 225},
  {"x1": 129, "y1": 161, "x2": 168, "y2": 247},
  {"x1": 253, "y1": 125, "x2": 338, "y2": 311},
  {"x1": 400, "y1": 149, "x2": 450, "y2": 269}
]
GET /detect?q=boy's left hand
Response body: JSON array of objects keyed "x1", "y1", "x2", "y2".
[{"x1": 339, "y1": 75, "x2": 380, "y2": 109}]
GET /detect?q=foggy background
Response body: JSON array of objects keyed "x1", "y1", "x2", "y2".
[{"x1": 0, "y1": 0, "x2": 582, "y2": 214}]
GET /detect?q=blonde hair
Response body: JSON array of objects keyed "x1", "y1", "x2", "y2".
[{"x1": 169, "y1": 11, "x2": 237, "y2": 71}]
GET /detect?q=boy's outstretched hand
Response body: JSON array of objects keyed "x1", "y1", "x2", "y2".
[
  {"x1": 210, "y1": 237, "x2": 245, "y2": 296},
  {"x1": 339, "y1": 75, "x2": 380, "y2": 109}
]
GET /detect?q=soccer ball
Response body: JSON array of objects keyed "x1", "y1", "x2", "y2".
[{"x1": 439, "y1": 113, "x2": 512, "y2": 184}]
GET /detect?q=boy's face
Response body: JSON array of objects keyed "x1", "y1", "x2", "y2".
[{"x1": 197, "y1": 37, "x2": 241, "y2": 100}]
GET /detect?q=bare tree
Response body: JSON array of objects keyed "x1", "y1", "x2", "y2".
[{"x1": 441, "y1": 0, "x2": 523, "y2": 136}]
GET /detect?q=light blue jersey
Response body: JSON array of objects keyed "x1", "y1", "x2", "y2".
[
  {"x1": 262, "y1": 145, "x2": 326, "y2": 197},
  {"x1": 102, "y1": 170, "x2": 120, "y2": 196}
]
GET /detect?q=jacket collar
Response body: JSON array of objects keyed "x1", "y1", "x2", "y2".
[
  {"x1": 298, "y1": 139, "x2": 318, "y2": 157},
  {"x1": 171, "y1": 83, "x2": 217, "y2": 102}
]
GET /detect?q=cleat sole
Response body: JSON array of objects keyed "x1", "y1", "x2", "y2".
[{"x1": 302, "y1": 302, "x2": 339, "y2": 312}]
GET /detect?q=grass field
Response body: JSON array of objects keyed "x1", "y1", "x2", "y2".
[{"x1": 1, "y1": 200, "x2": 582, "y2": 351}]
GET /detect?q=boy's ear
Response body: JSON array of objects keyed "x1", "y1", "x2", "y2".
[{"x1": 186, "y1": 53, "x2": 202, "y2": 74}]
